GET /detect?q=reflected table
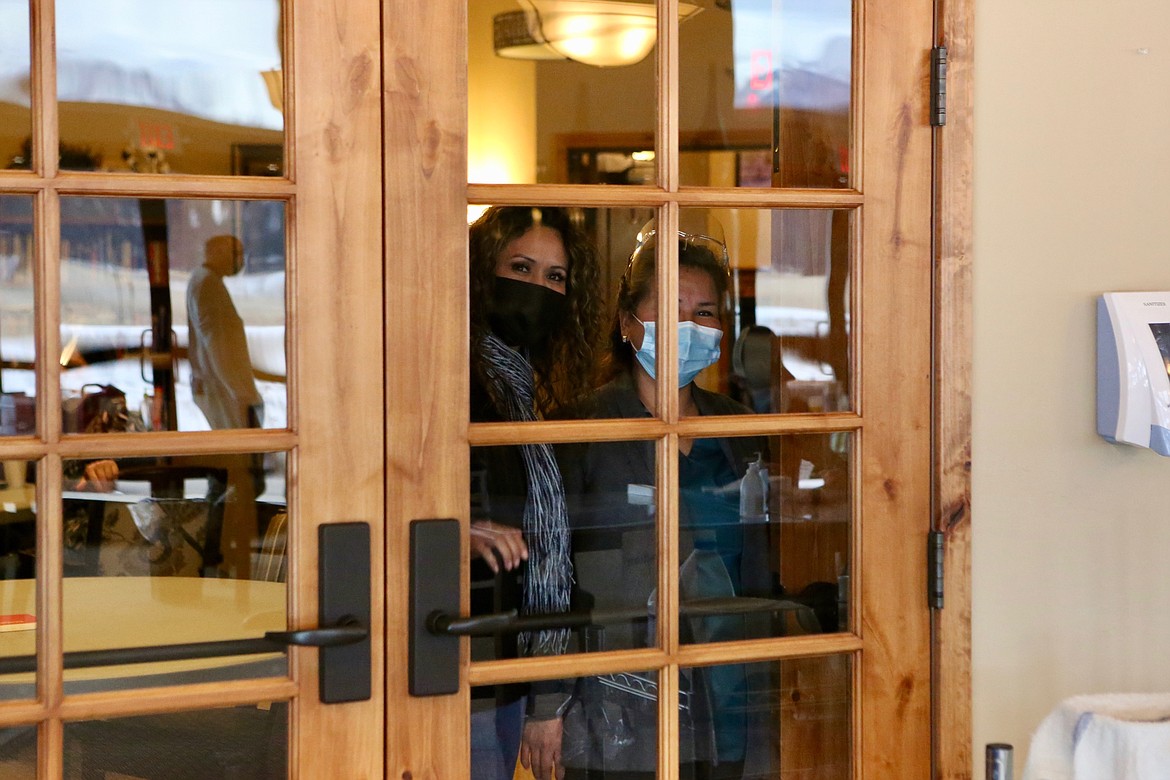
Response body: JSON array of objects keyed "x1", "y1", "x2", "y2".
[{"x1": 0, "y1": 576, "x2": 287, "y2": 696}]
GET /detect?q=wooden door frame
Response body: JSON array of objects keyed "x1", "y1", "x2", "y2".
[
  {"x1": 381, "y1": 0, "x2": 976, "y2": 776},
  {"x1": 933, "y1": 0, "x2": 975, "y2": 777},
  {"x1": 0, "y1": 1, "x2": 387, "y2": 774}
]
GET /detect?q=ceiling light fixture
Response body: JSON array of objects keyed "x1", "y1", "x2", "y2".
[{"x1": 493, "y1": 0, "x2": 703, "y2": 68}]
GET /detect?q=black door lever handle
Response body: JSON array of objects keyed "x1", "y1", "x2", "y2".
[
  {"x1": 426, "y1": 608, "x2": 597, "y2": 637},
  {"x1": 427, "y1": 609, "x2": 519, "y2": 636},
  {"x1": 424, "y1": 597, "x2": 822, "y2": 638},
  {"x1": 265, "y1": 616, "x2": 368, "y2": 648}
]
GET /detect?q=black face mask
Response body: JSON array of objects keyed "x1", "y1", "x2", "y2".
[{"x1": 487, "y1": 276, "x2": 569, "y2": 350}]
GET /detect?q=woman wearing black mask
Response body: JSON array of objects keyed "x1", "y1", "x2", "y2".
[{"x1": 467, "y1": 206, "x2": 603, "y2": 780}]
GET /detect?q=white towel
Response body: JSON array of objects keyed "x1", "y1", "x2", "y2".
[{"x1": 1023, "y1": 693, "x2": 1170, "y2": 780}]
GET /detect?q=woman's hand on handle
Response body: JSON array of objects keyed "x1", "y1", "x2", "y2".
[{"x1": 470, "y1": 520, "x2": 528, "y2": 574}]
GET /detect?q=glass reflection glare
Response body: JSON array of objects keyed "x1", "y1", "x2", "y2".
[
  {"x1": 468, "y1": 4, "x2": 656, "y2": 185},
  {"x1": 49, "y1": 452, "x2": 288, "y2": 692},
  {"x1": 677, "y1": 433, "x2": 850, "y2": 644},
  {"x1": 56, "y1": 0, "x2": 284, "y2": 175},
  {"x1": 0, "y1": 459, "x2": 35, "y2": 582},
  {"x1": 680, "y1": 0, "x2": 853, "y2": 188},
  {"x1": 61, "y1": 452, "x2": 286, "y2": 581},
  {"x1": 677, "y1": 656, "x2": 852, "y2": 779},
  {"x1": 0, "y1": 196, "x2": 35, "y2": 423},
  {"x1": 58, "y1": 197, "x2": 287, "y2": 434},
  {"x1": 0, "y1": 1, "x2": 31, "y2": 170},
  {"x1": 65, "y1": 705, "x2": 288, "y2": 779},
  {"x1": 682, "y1": 206, "x2": 852, "y2": 415},
  {"x1": 0, "y1": 725, "x2": 35, "y2": 773}
]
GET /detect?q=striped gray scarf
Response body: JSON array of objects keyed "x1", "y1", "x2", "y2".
[{"x1": 478, "y1": 333, "x2": 573, "y2": 656}]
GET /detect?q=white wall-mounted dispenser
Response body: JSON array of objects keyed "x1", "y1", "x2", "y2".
[{"x1": 1097, "y1": 291, "x2": 1170, "y2": 455}]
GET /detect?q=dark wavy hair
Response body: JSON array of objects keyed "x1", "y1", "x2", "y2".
[
  {"x1": 605, "y1": 236, "x2": 731, "y2": 380},
  {"x1": 469, "y1": 206, "x2": 605, "y2": 416}
]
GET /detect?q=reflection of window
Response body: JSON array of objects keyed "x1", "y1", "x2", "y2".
[
  {"x1": 1149, "y1": 322, "x2": 1170, "y2": 376},
  {"x1": 731, "y1": 0, "x2": 852, "y2": 110},
  {"x1": 49, "y1": 0, "x2": 283, "y2": 131},
  {"x1": 566, "y1": 148, "x2": 655, "y2": 185},
  {"x1": 57, "y1": 198, "x2": 287, "y2": 433},
  {"x1": 232, "y1": 144, "x2": 283, "y2": 177}
]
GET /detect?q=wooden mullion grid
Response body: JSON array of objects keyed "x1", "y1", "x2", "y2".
[
  {"x1": 55, "y1": 678, "x2": 297, "y2": 722},
  {"x1": 469, "y1": 413, "x2": 862, "y2": 447},
  {"x1": 851, "y1": 0, "x2": 866, "y2": 196},
  {"x1": 34, "y1": 455, "x2": 63, "y2": 780},
  {"x1": 467, "y1": 183, "x2": 863, "y2": 210},
  {"x1": 50, "y1": 430, "x2": 297, "y2": 460},
  {"x1": 30, "y1": 0, "x2": 55, "y2": 182},
  {"x1": 658, "y1": 0, "x2": 678, "y2": 195},
  {"x1": 39, "y1": 175, "x2": 295, "y2": 199},
  {"x1": 38, "y1": 717, "x2": 60, "y2": 780},
  {"x1": 468, "y1": 634, "x2": 864, "y2": 689},
  {"x1": 278, "y1": 0, "x2": 294, "y2": 184},
  {"x1": 467, "y1": 185, "x2": 668, "y2": 209},
  {"x1": 0, "y1": 679, "x2": 296, "y2": 728},
  {"x1": 850, "y1": 423, "x2": 866, "y2": 780},
  {"x1": 657, "y1": 429, "x2": 680, "y2": 780},
  {"x1": 282, "y1": 191, "x2": 299, "y2": 437},
  {"x1": 848, "y1": 0, "x2": 866, "y2": 764},
  {"x1": 656, "y1": 6, "x2": 678, "y2": 772},
  {"x1": 37, "y1": 187, "x2": 61, "y2": 446},
  {"x1": 0, "y1": 703, "x2": 39, "y2": 731},
  {"x1": 34, "y1": 138, "x2": 65, "y2": 780}
]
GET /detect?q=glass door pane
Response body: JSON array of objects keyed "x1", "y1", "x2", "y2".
[
  {"x1": 55, "y1": 0, "x2": 284, "y2": 176},
  {"x1": 679, "y1": 0, "x2": 853, "y2": 189},
  {"x1": 0, "y1": 195, "x2": 35, "y2": 430},
  {"x1": 57, "y1": 196, "x2": 287, "y2": 434},
  {"x1": 468, "y1": 0, "x2": 659, "y2": 185},
  {"x1": 0, "y1": 1, "x2": 31, "y2": 171}
]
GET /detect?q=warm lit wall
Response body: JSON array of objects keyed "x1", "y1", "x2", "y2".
[
  {"x1": 468, "y1": 0, "x2": 538, "y2": 184},
  {"x1": 972, "y1": 0, "x2": 1170, "y2": 773}
]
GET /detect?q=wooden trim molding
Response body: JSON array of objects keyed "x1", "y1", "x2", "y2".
[{"x1": 934, "y1": 0, "x2": 975, "y2": 776}]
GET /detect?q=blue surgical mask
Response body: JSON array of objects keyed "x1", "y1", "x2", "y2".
[{"x1": 633, "y1": 317, "x2": 723, "y2": 387}]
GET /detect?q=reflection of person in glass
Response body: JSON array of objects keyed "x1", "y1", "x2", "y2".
[
  {"x1": 556, "y1": 228, "x2": 775, "y2": 780},
  {"x1": 467, "y1": 207, "x2": 603, "y2": 780},
  {"x1": 186, "y1": 234, "x2": 264, "y2": 578},
  {"x1": 187, "y1": 234, "x2": 263, "y2": 430}
]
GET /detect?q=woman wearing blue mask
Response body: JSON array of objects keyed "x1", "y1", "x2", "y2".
[
  {"x1": 550, "y1": 229, "x2": 776, "y2": 780},
  {"x1": 466, "y1": 206, "x2": 604, "y2": 780},
  {"x1": 612, "y1": 230, "x2": 737, "y2": 420}
]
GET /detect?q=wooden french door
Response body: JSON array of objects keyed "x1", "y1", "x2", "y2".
[
  {"x1": 0, "y1": 1, "x2": 384, "y2": 777},
  {"x1": 387, "y1": 0, "x2": 934, "y2": 778}
]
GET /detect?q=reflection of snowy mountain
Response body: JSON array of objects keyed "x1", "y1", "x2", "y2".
[
  {"x1": 731, "y1": 0, "x2": 851, "y2": 111},
  {"x1": 735, "y1": 66, "x2": 850, "y2": 112},
  {"x1": 0, "y1": 258, "x2": 287, "y2": 432},
  {"x1": 0, "y1": 0, "x2": 281, "y2": 131}
]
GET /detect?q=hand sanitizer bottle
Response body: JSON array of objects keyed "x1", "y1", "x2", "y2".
[{"x1": 739, "y1": 453, "x2": 769, "y2": 523}]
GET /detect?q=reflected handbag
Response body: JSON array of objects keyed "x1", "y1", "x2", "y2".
[
  {"x1": 560, "y1": 668, "x2": 713, "y2": 772},
  {"x1": 62, "y1": 384, "x2": 145, "y2": 434}
]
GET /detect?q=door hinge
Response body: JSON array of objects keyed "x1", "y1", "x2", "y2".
[
  {"x1": 931, "y1": 46, "x2": 948, "y2": 127},
  {"x1": 928, "y1": 530, "x2": 945, "y2": 609}
]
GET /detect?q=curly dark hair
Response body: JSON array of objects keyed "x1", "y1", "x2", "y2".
[
  {"x1": 469, "y1": 206, "x2": 605, "y2": 416},
  {"x1": 605, "y1": 235, "x2": 731, "y2": 380}
]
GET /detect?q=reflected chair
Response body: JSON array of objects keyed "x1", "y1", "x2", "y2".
[
  {"x1": 731, "y1": 325, "x2": 781, "y2": 413},
  {"x1": 69, "y1": 464, "x2": 230, "y2": 578},
  {"x1": 251, "y1": 511, "x2": 287, "y2": 583}
]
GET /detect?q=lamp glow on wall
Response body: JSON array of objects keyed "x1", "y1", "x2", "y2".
[{"x1": 495, "y1": 0, "x2": 703, "y2": 68}]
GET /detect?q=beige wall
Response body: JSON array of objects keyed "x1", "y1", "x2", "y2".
[
  {"x1": 469, "y1": 0, "x2": 538, "y2": 184},
  {"x1": 973, "y1": 0, "x2": 1170, "y2": 772}
]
